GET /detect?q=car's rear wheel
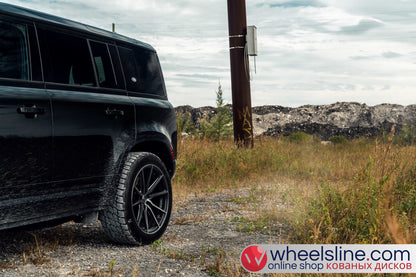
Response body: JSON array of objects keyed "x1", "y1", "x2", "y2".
[{"x1": 100, "y1": 152, "x2": 172, "y2": 245}]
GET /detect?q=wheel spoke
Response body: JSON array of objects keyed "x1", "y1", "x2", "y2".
[
  {"x1": 133, "y1": 185, "x2": 141, "y2": 195},
  {"x1": 136, "y1": 203, "x2": 144, "y2": 225},
  {"x1": 144, "y1": 205, "x2": 149, "y2": 231},
  {"x1": 146, "y1": 166, "x2": 154, "y2": 190},
  {"x1": 147, "y1": 199, "x2": 167, "y2": 214},
  {"x1": 146, "y1": 203, "x2": 161, "y2": 228},
  {"x1": 132, "y1": 171, "x2": 143, "y2": 194},
  {"x1": 146, "y1": 175, "x2": 163, "y2": 195},
  {"x1": 148, "y1": 190, "x2": 168, "y2": 200},
  {"x1": 132, "y1": 199, "x2": 143, "y2": 207},
  {"x1": 140, "y1": 170, "x2": 146, "y2": 193}
]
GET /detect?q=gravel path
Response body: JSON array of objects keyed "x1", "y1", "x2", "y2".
[{"x1": 0, "y1": 186, "x2": 287, "y2": 276}]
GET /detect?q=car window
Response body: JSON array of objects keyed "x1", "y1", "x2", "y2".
[
  {"x1": 0, "y1": 20, "x2": 29, "y2": 80},
  {"x1": 38, "y1": 28, "x2": 96, "y2": 87},
  {"x1": 136, "y1": 49, "x2": 166, "y2": 97},
  {"x1": 90, "y1": 41, "x2": 122, "y2": 89},
  {"x1": 108, "y1": 44, "x2": 125, "y2": 90},
  {"x1": 118, "y1": 46, "x2": 139, "y2": 92},
  {"x1": 118, "y1": 46, "x2": 166, "y2": 96}
]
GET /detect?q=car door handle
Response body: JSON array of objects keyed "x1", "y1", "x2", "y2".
[
  {"x1": 105, "y1": 108, "x2": 124, "y2": 118},
  {"x1": 17, "y1": 105, "x2": 45, "y2": 118}
]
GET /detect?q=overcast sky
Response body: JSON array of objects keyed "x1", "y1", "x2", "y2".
[{"x1": 4, "y1": 0, "x2": 416, "y2": 107}]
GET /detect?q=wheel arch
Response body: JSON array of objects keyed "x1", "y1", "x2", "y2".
[
  {"x1": 100, "y1": 131, "x2": 176, "y2": 210},
  {"x1": 129, "y1": 135, "x2": 176, "y2": 179}
]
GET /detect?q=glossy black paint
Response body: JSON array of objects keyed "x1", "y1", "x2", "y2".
[
  {"x1": 48, "y1": 87, "x2": 136, "y2": 213},
  {"x1": 0, "y1": 84, "x2": 53, "y2": 225},
  {"x1": 0, "y1": 3, "x2": 177, "y2": 230}
]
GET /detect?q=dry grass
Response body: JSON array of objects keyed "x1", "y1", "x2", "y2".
[
  {"x1": 172, "y1": 133, "x2": 416, "y2": 276},
  {"x1": 0, "y1": 223, "x2": 79, "y2": 272},
  {"x1": 174, "y1": 133, "x2": 416, "y2": 241},
  {"x1": 173, "y1": 135, "x2": 375, "y2": 199},
  {"x1": 23, "y1": 233, "x2": 53, "y2": 265},
  {"x1": 288, "y1": 129, "x2": 416, "y2": 245}
]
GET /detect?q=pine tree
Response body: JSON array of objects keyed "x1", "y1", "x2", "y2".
[{"x1": 204, "y1": 82, "x2": 233, "y2": 141}]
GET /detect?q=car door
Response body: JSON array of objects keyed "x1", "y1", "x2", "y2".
[
  {"x1": 37, "y1": 28, "x2": 135, "y2": 213},
  {"x1": 0, "y1": 19, "x2": 53, "y2": 228}
]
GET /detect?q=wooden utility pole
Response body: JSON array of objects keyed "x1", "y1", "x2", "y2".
[{"x1": 227, "y1": 0, "x2": 254, "y2": 148}]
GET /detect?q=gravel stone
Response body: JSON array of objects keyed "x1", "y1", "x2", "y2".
[{"x1": 0, "y1": 186, "x2": 287, "y2": 276}]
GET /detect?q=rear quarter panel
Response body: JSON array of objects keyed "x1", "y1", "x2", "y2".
[{"x1": 130, "y1": 96, "x2": 177, "y2": 170}]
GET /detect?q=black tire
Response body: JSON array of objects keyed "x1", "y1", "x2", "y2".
[{"x1": 99, "y1": 152, "x2": 172, "y2": 245}]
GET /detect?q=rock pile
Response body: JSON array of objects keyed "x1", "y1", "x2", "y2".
[{"x1": 175, "y1": 102, "x2": 416, "y2": 140}]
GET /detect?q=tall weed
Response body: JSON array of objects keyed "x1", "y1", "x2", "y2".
[
  {"x1": 173, "y1": 133, "x2": 416, "y2": 244},
  {"x1": 174, "y1": 136, "x2": 373, "y2": 189},
  {"x1": 172, "y1": 134, "x2": 416, "y2": 276},
  {"x1": 291, "y1": 127, "x2": 416, "y2": 244}
]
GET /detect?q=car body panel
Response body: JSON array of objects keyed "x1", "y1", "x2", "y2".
[{"x1": 0, "y1": 84, "x2": 54, "y2": 227}]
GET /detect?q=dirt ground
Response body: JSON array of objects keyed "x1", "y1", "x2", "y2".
[{"x1": 0, "y1": 186, "x2": 287, "y2": 276}]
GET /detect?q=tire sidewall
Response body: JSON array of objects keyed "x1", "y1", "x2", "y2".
[{"x1": 122, "y1": 152, "x2": 172, "y2": 244}]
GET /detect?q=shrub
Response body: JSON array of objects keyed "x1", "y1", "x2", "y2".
[
  {"x1": 285, "y1": 132, "x2": 312, "y2": 143},
  {"x1": 176, "y1": 111, "x2": 196, "y2": 137},
  {"x1": 396, "y1": 124, "x2": 416, "y2": 146},
  {"x1": 330, "y1": 135, "x2": 348, "y2": 144}
]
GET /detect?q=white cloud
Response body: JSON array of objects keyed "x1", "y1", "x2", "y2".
[{"x1": 3, "y1": 0, "x2": 416, "y2": 107}]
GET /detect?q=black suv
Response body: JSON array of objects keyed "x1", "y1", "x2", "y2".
[{"x1": 0, "y1": 3, "x2": 177, "y2": 245}]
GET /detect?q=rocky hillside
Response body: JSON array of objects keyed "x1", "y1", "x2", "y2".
[{"x1": 175, "y1": 102, "x2": 416, "y2": 140}]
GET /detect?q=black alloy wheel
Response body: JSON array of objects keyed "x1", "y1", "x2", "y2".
[{"x1": 100, "y1": 152, "x2": 172, "y2": 245}]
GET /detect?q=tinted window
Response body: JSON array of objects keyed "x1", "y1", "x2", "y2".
[
  {"x1": 90, "y1": 41, "x2": 122, "y2": 89},
  {"x1": 118, "y1": 46, "x2": 166, "y2": 96},
  {"x1": 28, "y1": 25, "x2": 42, "y2": 82},
  {"x1": 38, "y1": 28, "x2": 96, "y2": 86},
  {"x1": 108, "y1": 44, "x2": 125, "y2": 90},
  {"x1": 118, "y1": 46, "x2": 138, "y2": 92},
  {"x1": 0, "y1": 20, "x2": 29, "y2": 80}
]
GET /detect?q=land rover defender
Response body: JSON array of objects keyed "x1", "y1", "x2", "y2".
[{"x1": 0, "y1": 3, "x2": 177, "y2": 245}]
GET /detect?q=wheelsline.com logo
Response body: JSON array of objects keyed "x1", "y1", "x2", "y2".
[
  {"x1": 240, "y1": 244, "x2": 416, "y2": 274},
  {"x1": 240, "y1": 245, "x2": 268, "y2": 272}
]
